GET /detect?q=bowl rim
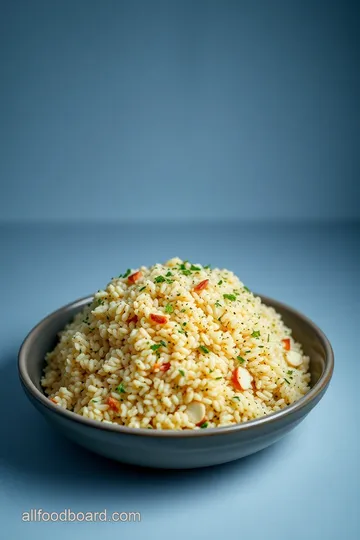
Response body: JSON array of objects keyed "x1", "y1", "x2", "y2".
[{"x1": 18, "y1": 294, "x2": 334, "y2": 438}]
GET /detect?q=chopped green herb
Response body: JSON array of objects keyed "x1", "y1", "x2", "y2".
[
  {"x1": 160, "y1": 340, "x2": 167, "y2": 347},
  {"x1": 237, "y1": 356, "x2": 245, "y2": 364},
  {"x1": 251, "y1": 330, "x2": 261, "y2": 338},
  {"x1": 284, "y1": 378, "x2": 290, "y2": 384},
  {"x1": 139, "y1": 286, "x2": 146, "y2": 292},
  {"x1": 165, "y1": 303, "x2": 173, "y2": 314},
  {"x1": 199, "y1": 345, "x2": 210, "y2": 354},
  {"x1": 119, "y1": 269, "x2": 131, "y2": 278},
  {"x1": 92, "y1": 399, "x2": 99, "y2": 402},
  {"x1": 179, "y1": 369, "x2": 185, "y2": 376},
  {"x1": 218, "y1": 280, "x2": 223, "y2": 285},
  {"x1": 115, "y1": 383, "x2": 126, "y2": 394},
  {"x1": 200, "y1": 422, "x2": 208, "y2": 428},
  {"x1": 190, "y1": 264, "x2": 201, "y2": 271},
  {"x1": 166, "y1": 271, "x2": 173, "y2": 277},
  {"x1": 243, "y1": 286, "x2": 251, "y2": 292},
  {"x1": 181, "y1": 269, "x2": 192, "y2": 276},
  {"x1": 154, "y1": 275, "x2": 166, "y2": 283},
  {"x1": 267, "y1": 334, "x2": 270, "y2": 342},
  {"x1": 233, "y1": 396, "x2": 240, "y2": 401},
  {"x1": 150, "y1": 344, "x2": 162, "y2": 351},
  {"x1": 223, "y1": 294, "x2": 236, "y2": 301},
  {"x1": 245, "y1": 350, "x2": 251, "y2": 353},
  {"x1": 204, "y1": 264, "x2": 211, "y2": 269},
  {"x1": 287, "y1": 370, "x2": 293, "y2": 376},
  {"x1": 180, "y1": 308, "x2": 186, "y2": 313},
  {"x1": 215, "y1": 377, "x2": 222, "y2": 380},
  {"x1": 215, "y1": 300, "x2": 222, "y2": 308},
  {"x1": 178, "y1": 329, "x2": 187, "y2": 335}
]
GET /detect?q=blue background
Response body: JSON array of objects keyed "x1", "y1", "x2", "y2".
[
  {"x1": 0, "y1": 0, "x2": 359, "y2": 221},
  {"x1": 0, "y1": 1, "x2": 359, "y2": 539}
]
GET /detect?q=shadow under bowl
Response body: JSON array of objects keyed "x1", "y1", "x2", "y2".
[{"x1": 18, "y1": 294, "x2": 334, "y2": 469}]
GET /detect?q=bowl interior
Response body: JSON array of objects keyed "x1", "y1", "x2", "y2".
[{"x1": 24, "y1": 294, "x2": 328, "y2": 397}]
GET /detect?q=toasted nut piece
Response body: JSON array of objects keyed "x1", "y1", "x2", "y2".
[
  {"x1": 150, "y1": 314, "x2": 167, "y2": 324},
  {"x1": 107, "y1": 396, "x2": 120, "y2": 412},
  {"x1": 194, "y1": 279, "x2": 209, "y2": 292},
  {"x1": 232, "y1": 366, "x2": 253, "y2": 391},
  {"x1": 282, "y1": 338, "x2": 291, "y2": 351},
  {"x1": 186, "y1": 401, "x2": 206, "y2": 425},
  {"x1": 128, "y1": 271, "x2": 142, "y2": 284},
  {"x1": 160, "y1": 362, "x2": 171, "y2": 372},
  {"x1": 286, "y1": 350, "x2": 303, "y2": 367}
]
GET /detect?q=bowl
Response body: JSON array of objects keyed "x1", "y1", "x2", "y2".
[{"x1": 18, "y1": 294, "x2": 334, "y2": 469}]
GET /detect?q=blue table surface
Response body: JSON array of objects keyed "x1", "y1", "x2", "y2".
[{"x1": 0, "y1": 222, "x2": 359, "y2": 540}]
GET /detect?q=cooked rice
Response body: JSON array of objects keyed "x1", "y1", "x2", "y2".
[{"x1": 41, "y1": 258, "x2": 311, "y2": 429}]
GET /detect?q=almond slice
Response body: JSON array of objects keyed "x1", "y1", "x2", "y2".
[
  {"x1": 282, "y1": 338, "x2": 291, "y2": 351},
  {"x1": 128, "y1": 271, "x2": 142, "y2": 284},
  {"x1": 186, "y1": 401, "x2": 206, "y2": 426},
  {"x1": 232, "y1": 366, "x2": 253, "y2": 391},
  {"x1": 150, "y1": 313, "x2": 167, "y2": 324},
  {"x1": 194, "y1": 279, "x2": 209, "y2": 292},
  {"x1": 286, "y1": 350, "x2": 303, "y2": 367},
  {"x1": 107, "y1": 396, "x2": 120, "y2": 412}
]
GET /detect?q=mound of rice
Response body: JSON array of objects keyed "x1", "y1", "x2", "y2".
[{"x1": 42, "y1": 258, "x2": 310, "y2": 429}]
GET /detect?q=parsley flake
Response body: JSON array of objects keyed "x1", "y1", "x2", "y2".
[
  {"x1": 199, "y1": 345, "x2": 210, "y2": 354},
  {"x1": 179, "y1": 369, "x2": 185, "y2": 376},
  {"x1": 223, "y1": 294, "x2": 236, "y2": 301},
  {"x1": 200, "y1": 422, "x2": 208, "y2": 428},
  {"x1": 251, "y1": 330, "x2": 261, "y2": 338},
  {"x1": 237, "y1": 356, "x2": 245, "y2": 364},
  {"x1": 165, "y1": 303, "x2": 173, "y2": 314},
  {"x1": 115, "y1": 383, "x2": 126, "y2": 394},
  {"x1": 119, "y1": 269, "x2": 131, "y2": 278}
]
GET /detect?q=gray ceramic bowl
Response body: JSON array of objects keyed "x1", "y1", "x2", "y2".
[{"x1": 18, "y1": 294, "x2": 334, "y2": 469}]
